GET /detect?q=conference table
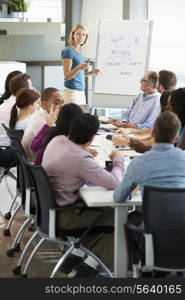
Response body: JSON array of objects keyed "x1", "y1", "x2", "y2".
[{"x1": 80, "y1": 129, "x2": 142, "y2": 278}]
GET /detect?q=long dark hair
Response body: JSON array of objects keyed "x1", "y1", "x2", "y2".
[
  {"x1": 41, "y1": 103, "x2": 84, "y2": 148},
  {"x1": 170, "y1": 88, "x2": 185, "y2": 128},
  {"x1": 9, "y1": 88, "x2": 40, "y2": 129},
  {"x1": 0, "y1": 70, "x2": 22, "y2": 104},
  {"x1": 160, "y1": 91, "x2": 171, "y2": 113}
]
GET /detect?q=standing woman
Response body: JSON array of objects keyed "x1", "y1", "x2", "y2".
[{"x1": 62, "y1": 24, "x2": 100, "y2": 105}]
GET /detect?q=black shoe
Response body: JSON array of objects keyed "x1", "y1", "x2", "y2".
[
  {"x1": 60, "y1": 254, "x2": 83, "y2": 274},
  {"x1": 73, "y1": 262, "x2": 99, "y2": 278}
]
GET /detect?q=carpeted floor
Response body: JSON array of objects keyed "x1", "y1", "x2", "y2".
[{"x1": 0, "y1": 172, "x2": 65, "y2": 278}]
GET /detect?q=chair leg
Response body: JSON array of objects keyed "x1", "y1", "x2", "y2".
[
  {"x1": 80, "y1": 246, "x2": 113, "y2": 278},
  {"x1": 132, "y1": 264, "x2": 140, "y2": 278},
  {"x1": 6, "y1": 170, "x2": 17, "y2": 181},
  {"x1": 12, "y1": 231, "x2": 39, "y2": 276},
  {"x1": 4, "y1": 176, "x2": 15, "y2": 200},
  {"x1": 21, "y1": 237, "x2": 45, "y2": 276},
  {"x1": 11, "y1": 217, "x2": 32, "y2": 249},
  {"x1": 4, "y1": 194, "x2": 18, "y2": 220},
  {"x1": 3, "y1": 202, "x2": 21, "y2": 236},
  {"x1": 50, "y1": 245, "x2": 75, "y2": 278},
  {"x1": 0, "y1": 169, "x2": 5, "y2": 183},
  {"x1": 6, "y1": 217, "x2": 32, "y2": 257}
]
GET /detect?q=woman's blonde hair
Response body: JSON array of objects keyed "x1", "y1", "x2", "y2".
[{"x1": 68, "y1": 24, "x2": 88, "y2": 46}]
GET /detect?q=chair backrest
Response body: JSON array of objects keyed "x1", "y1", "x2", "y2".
[
  {"x1": 143, "y1": 185, "x2": 185, "y2": 269},
  {"x1": 2, "y1": 123, "x2": 27, "y2": 199},
  {"x1": 21, "y1": 158, "x2": 57, "y2": 235},
  {"x1": 2, "y1": 123, "x2": 24, "y2": 143}
]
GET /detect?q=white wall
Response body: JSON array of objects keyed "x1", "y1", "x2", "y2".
[
  {"x1": 80, "y1": 0, "x2": 123, "y2": 59},
  {"x1": 148, "y1": 0, "x2": 185, "y2": 72}
]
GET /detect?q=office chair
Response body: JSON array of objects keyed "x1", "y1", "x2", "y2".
[
  {"x1": 125, "y1": 185, "x2": 185, "y2": 277},
  {"x1": 18, "y1": 158, "x2": 113, "y2": 278},
  {"x1": 1, "y1": 123, "x2": 24, "y2": 221},
  {"x1": 4, "y1": 136, "x2": 37, "y2": 258}
]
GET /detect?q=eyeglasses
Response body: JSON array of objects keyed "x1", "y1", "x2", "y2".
[{"x1": 140, "y1": 79, "x2": 150, "y2": 84}]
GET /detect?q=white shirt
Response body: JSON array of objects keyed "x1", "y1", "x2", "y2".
[
  {"x1": 22, "y1": 107, "x2": 48, "y2": 160},
  {"x1": 15, "y1": 119, "x2": 29, "y2": 131},
  {"x1": 0, "y1": 96, "x2": 16, "y2": 146}
]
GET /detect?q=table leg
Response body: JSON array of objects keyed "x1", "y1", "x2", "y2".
[{"x1": 114, "y1": 206, "x2": 128, "y2": 277}]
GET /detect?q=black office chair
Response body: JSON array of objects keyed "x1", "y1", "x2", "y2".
[
  {"x1": 2, "y1": 124, "x2": 35, "y2": 259},
  {"x1": 125, "y1": 185, "x2": 185, "y2": 277},
  {"x1": 19, "y1": 158, "x2": 114, "y2": 278},
  {"x1": 1, "y1": 123, "x2": 24, "y2": 221}
]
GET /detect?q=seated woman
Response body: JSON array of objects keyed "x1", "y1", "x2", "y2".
[
  {"x1": 168, "y1": 88, "x2": 185, "y2": 149},
  {"x1": 31, "y1": 103, "x2": 84, "y2": 165},
  {"x1": 0, "y1": 70, "x2": 22, "y2": 105},
  {"x1": 42, "y1": 113, "x2": 124, "y2": 277},
  {"x1": 9, "y1": 87, "x2": 40, "y2": 131}
]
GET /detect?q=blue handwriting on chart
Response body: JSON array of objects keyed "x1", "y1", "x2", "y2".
[{"x1": 106, "y1": 35, "x2": 142, "y2": 75}]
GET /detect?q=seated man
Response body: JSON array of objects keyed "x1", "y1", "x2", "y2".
[
  {"x1": 157, "y1": 69, "x2": 176, "y2": 94},
  {"x1": 126, "y1": 70, "x2": 177, "y2": 151},
  {"x1": 113, "y1": 111, "x2": 185, "y2": 266},
  {"x1": 112, "y1": 91, "x2": 171, "y2": 150},
  {"x1": 22, "y1": 87, "x2": 64, "y2": 160},
  {"x1": 42, "y1": 113, "x2": 124, "y2": 277},
  {"x1": 110, "y1": 71, "x2": 161, "y2": 129},
  {"x1": 114, "y1": 111, "x2": 185, "y2": 203}
]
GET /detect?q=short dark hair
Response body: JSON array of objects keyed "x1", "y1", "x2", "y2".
[
  {"x1": 159, "y1": 70, "x2": 177, "y2": 91},
  {"x1": 148, "y1": 71, "x2": 158, "y2": 88},
  {"x1": 0, "y1": 70, "x2": 22, "y2": 103},
  {"x1": 154, "y1": 111, "x2": 181, "y2": 143},
  {"x1": 69, "y1": 113, "x2": 99, "y2": 144},
  {"x1": 9, "y1": 73, "x2": 31, "y2": 96},
  {"x1": 41, "y1": 87, "x2": 58, "y2": 102},
  {"x1": 170, "y1": 88, "x2": 185, "y2": 128}
]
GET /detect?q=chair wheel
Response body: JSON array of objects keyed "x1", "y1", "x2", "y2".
[
  {"x1": 3, "y1": 229, "x2": 11, "y2": 236},
  {"x1": 6, "y1": 248, "x2": 15, "y2": 257},
  {"x1": 14, "y1": 244, "x2": 21, "y2": 252},
  {"x1": 4, "y1": 212, "x2": 11, "y2": 220},
  {"x1": 13, "y1": 266, "x2": 21, "y2": 276},
  {"x1": 21, "y1": 274, "x2": 28, "y2": 278}
]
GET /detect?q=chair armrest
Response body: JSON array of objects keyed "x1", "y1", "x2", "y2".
[{"x1": 124, "y1": 222, "x2": 144, "y2": 234}]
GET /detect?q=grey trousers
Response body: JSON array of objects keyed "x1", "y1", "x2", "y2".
[{"x1": 56, "y1": 199, "x2": 114, "y2": 268}]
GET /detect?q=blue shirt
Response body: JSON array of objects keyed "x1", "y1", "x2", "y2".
[
  {"x1": 114, "y1": 143, "x2": 185, "y2": 202},
  {"x1": 121, "y1": 92, "x2": 161, "y2": 129},
  {"x1": 62, "y1": 46, "x2": 85, "y2": 91}
]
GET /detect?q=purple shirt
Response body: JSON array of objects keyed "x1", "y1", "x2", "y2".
[
  {"x1": 31, "y1": 124, "x2": 54, "y2": 165},
  {"x1": 42, "y1": 135, "x2": 124, "y2": 206}
]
